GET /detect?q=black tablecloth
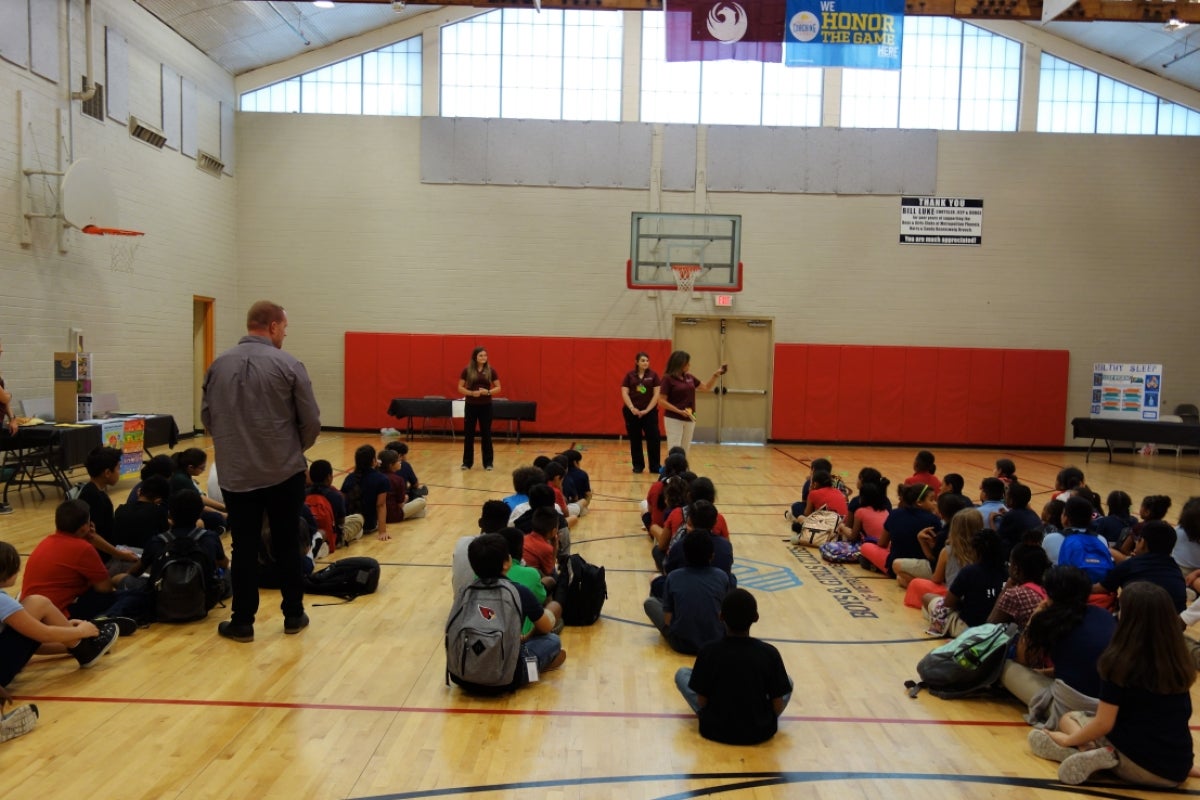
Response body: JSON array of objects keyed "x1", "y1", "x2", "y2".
[
  {"x1": 0, "y1": 414, "x2": 179, "y2": 469},
  {"x1": 1071, "y1": 416, "x2": 1200, "y2": 462},
  {"x1": 387, "y1": 399, "x2": 537, "y2": 423}
]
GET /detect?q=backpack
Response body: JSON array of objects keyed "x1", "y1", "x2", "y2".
[
  {"x1": 819, "y1": 540, "x2": 861, "y2": 563},
  {"x1": 561, "y1": 554, "x2": 607, "y2": 626},
  {"x1": 789, "y1": 507, "x2": 842, "y2": 547},
  {"x1": 304, "y1": 492, "x2": 337, "y2": 553},
  {"x1": 445, "y1": 579, "x2": 524, "y2": 693},
  {"x1": 66, "y1": 481, "x2": 87, "y2": 501},
  {"x1": 303, "y1": 556, "x2": 380, "y2": 599},
  {"x1": 915, "y1": 622, "x2": 1018, "y2": 699},
  {"x1": 150, "y1": 529, "x2": 220, "y2": 623},
  {"x1": 1061, "y1": 532, "x2": 1115, "y2": 580}
]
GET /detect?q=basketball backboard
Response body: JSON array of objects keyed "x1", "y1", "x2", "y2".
[
  {"x1": 627, "y1": 212, "x2": 742, "y2": 292},
  {"x1": 61, "y1": 158, "x2": 117, "y2": 230}
]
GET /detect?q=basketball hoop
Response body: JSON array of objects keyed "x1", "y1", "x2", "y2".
[
  {"x1": 82, "y1": 225, "x2": 144, "y2": 273},
  {"x1": 671, "y1": 264, "x2": 702, "y2": 293}
]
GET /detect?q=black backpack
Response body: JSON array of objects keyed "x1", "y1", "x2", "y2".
[
  {"x1": 150, "y1": 529, "x2": 220, "y2": 623},
  {"x1": 303, "y1": 556, "x2": 380, "y2": 600},
  {"x1": 915, "y1": 622, "x2": 1018, "y2": 699},
  {"x1": 561, "y1": 554, "x2": 607, "y2": 626}
]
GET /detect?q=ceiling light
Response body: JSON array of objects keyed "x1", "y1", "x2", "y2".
[{"x1": 312, "y1": 1, "x2": 335, "y2": 8}]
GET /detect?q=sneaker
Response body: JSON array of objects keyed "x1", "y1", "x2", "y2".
[
  {"x1": 283, "y1": 613, "x2": 310, "y2": 635},
  {"x1": 70, "y1": 623, "x2": 119, "y2": 668},
  {"x1": 1058, "y1": 746, "x2": 1119, "y2": 785},
  {"x1": 92, "y1": 615, "x2": 138, "y2": 637},
  {"x1": 460, "y1": 464, "x2": 470, "y2": 470},
  {"x1": 485, "y1": 466, "x2": 493, "y2": 471},
  {"x1": 217, "y1": 620, "x2": 254, "y2": 643},
  {"x1": 543, "y1": 649, "x2": 567, "y2": 672},
  {"x1": 0, "y1": 503, "x2": 13, "y2": 516},
  {"x1": 784, "y1": 509, "x2": 796, "y2": 523},
  {"x1": 1028, "y1": 729, "x2": 1078, "y2": 763},
  {"x1": 312, "y1": 534, "x2": 330, "y2": 560},
  {"x1": 0, "y1": 704, "x2": 38, "y2": 743}
]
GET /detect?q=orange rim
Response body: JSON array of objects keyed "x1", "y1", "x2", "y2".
[{"x1": 81, "y1": 225, "x2": 145, "y2": 237}]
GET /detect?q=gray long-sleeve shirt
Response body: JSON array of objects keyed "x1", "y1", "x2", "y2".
[{"x1": 201, "y1": 334, "x2": 321, "y2": 492}]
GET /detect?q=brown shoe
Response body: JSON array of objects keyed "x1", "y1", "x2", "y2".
[{"x1": 544, "y1": 649, "x2": 567, "y2": 672}]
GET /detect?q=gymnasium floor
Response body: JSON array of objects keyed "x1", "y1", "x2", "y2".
[{"x1": 3, "y1": 433, "x2": 1200, "y2": 800}]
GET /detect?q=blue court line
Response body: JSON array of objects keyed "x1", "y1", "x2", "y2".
[{"x1": 354, "y1": 770, "x2": 1189, "y2": 800}]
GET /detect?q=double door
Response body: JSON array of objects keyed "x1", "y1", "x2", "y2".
[{"x1": 672, "y1": 315, "x2": 773, "y2": 445}]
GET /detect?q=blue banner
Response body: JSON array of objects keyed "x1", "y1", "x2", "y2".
[{"x1": 784, "y1": 0, "x2": 904, "y2": 69}]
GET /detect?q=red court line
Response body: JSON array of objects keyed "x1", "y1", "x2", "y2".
[{"x1": 6, "y1": 693, "x2": 1034, "y2": 727}]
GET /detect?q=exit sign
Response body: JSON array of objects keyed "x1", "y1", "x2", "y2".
[{"x1": 713, "y1": 294, "x2": 734, "y2": 308}]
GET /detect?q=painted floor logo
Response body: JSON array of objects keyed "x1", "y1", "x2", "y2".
[
  {"x1": 786, "y1": 544, "x2": 885, "y2": 619},
  {"x1": 731, "y1": 558, "x2": 802, "y2": 592}
]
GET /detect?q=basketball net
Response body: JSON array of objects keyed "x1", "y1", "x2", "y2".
[
  {"x1": 671, "y1": 264, "x2": 702, "y2": 293},
  {"x1": 82, "y1": 225, "x2": 144, "y2": 273}
]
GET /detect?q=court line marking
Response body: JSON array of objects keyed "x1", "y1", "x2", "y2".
[
  {"x1": 9, "y1": 692, "x2": 1036, "y2": 727},
  {"x1": 349, "y1": 769, "x2": 1192, "y2": 800}
]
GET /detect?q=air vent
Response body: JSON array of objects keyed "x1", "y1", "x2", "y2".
[
  {"x1": 196, "y1": 150, "x2": 225, "y2": 178},
  {"x1": 81, "y1": 80, "x2": 104, "y2": 121},
  {"x1": 128, "y1": 115, "x2": 166, "y2": 149}
]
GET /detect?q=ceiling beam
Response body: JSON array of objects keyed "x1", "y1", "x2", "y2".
[{"x1": 319, "y1": 0, "x2": 1200, "y2": 22}]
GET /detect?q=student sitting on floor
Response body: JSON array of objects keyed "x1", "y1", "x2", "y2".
[
  {"x1": 307, "y1": 459, "x2": 347, "y2": 545},
  {"x1": 76, "y1": 447, "x2": 140, "y2": 570},
  {"x1": 675, "y1": 588, "x2": 793, "y2": 745},
  {"x1": 340, "y1": 444, "x2": 390, "y2": 542},
  {"x1": 169, "y1": 448, "x2": 227, "y2": 532},
  {"x1": 378, "y1": 448, "x2": 427, "y2": 523},
  {"x1": 0, "y1": 541, "x2": 120, "y2": 688},
  {"x1": 904, "y1": 450, "x2": 942, "y2": 495},
  {"x1": 838, "y1": 479, "x2": 891, "y2": 544},
  {"x1": 656, "y1": 500, "x2": 735, "y2": 598},
  {"x1": 1026, "y1": 582, "x2": 1197, "y2": 788},
  {"x1": 451, "y1": 499, "x2": 514, "y2": 599},
  {"x1": 994, "y1": 458, "x2": 1018, "y2": 486},
  {"x1": 987, "y1": 543, "x2": 1051, "y2": 630},
  {"x1": 1094, "y1": 491, "x2": 1136, "y2": 547},
  {"x1": 644, "y1": 530, "x2": 734, "y2": 655},
  {"x1": 1055, "y1": 496, "x2": 1115, "y2": 583},
  {"x1": 976, "y1": 477, "x2": 1008, "y2": 530},
  {"x1": 503, "y1": 465, "x2": 545, "y2": 513},
  {"x1": 383, "y1": 440, "x2": 428, "y2": 499},
  {"x1": 111, "y1": 475, "x2": 170, "y2": 550},
  {"x1": 904, "y1": 507, "x2": 981, "y2": 609},
  {"x1": 1095, "y1": 520, "x2": 1187, "y2": 612},
  {"x1": 19, "y1": 500, "x2": 141, "y2": 633},
  {"x1": 925, "y1": 528, "x2": 1008, "y2": 638},
  {"x1": 522, "y1": 507, "x2": 561, "y2": 589},
  {"x1": 499, "y1": 527, "x2": 563, "y2": 633},
  {"x1": 644, "y1": 452, "x2": 688, "y2": 534},
  {"x1": 995, "y1": 483, "x2": 1042, "y2": 555},
  {"x1": 860, "y1": 483, "x2": 940, "y2": 580},
  {"x1": 1118, "y1": 495, "x2": 1172, "y2": 558}
]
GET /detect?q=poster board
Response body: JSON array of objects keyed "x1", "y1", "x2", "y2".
[{"x1": 1091, "y1": 363, "x2": 1162, "y2": 420}]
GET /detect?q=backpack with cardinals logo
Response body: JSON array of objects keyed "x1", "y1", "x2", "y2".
[
  {"x1": 304, "y1": 491, "x2": 338, "y2": 553},
  {"x1": 445, "y1": 578, "x2": 524, "y2": 694}
]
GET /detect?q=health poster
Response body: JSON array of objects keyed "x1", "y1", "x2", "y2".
[
  {"x1": 1091, "y1": 363, "x2": 1162, "y2": 420},
  {"x1": 120, "y1": 417, "x2": 146, "y2": 475}
]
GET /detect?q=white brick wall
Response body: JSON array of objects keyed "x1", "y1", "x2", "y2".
[{"x1": 0, "y1": 0, "x2": 237, "y2": 433}]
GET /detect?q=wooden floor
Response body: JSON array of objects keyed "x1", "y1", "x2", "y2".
[{"x1": 3, "y1": 433, "x2": 1200, "y2": 799}]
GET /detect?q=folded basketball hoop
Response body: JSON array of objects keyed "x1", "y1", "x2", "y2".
[
  {"x1": 671, "y1": 264, "x2": 702, "y2": 293},
  {"x1": 82, "y1": 225, "x2": 144, "y2": 273}
]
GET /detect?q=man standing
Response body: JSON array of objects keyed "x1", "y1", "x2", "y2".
[{"x1": 202, "y1": 301, "x2": 320, "y2": 642}]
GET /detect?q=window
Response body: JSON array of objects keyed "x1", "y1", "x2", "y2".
[
  {"x1": 843, "y1": 18, "x2": 1020, "y2": 131},
  {"x1": 440, "y1": 10, "x2": 622, "y2": 120},
  {"x1": 640, "y1": 12, "x2": 822, "y2": 126},
  {"x1": 240, "y1": 38, "x2": 421, "y2": 115},
  {"x1": 1038, "y1": 53, "x2": 1199, "y2": 135}
]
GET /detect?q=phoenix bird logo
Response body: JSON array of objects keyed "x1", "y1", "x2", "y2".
[{"x1": 706, "y1": 2, "x2": 749, "y2": 43}]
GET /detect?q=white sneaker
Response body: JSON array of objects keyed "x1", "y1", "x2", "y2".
[
  {"x1": 0, "y1": 704, "x2": 38, "y2": 743},
  {"x1": 1058, "y1": 746, "x2": 1118, "y2": 785}
]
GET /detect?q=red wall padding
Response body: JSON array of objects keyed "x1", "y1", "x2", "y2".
[
  {"x1": 770, "y1": 344, "x2": 1069, "y2": 447},
  {"x1": 347, "y1": 335, "x2": 1068, "y2": 446},
  {"x1": 345, "y1": 334, "x2": 672, "y2": 436}
]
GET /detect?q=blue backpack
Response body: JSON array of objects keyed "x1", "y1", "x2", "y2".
[{"x1": 1059, "y1": 531, "x2": 1115, "y2": 582}]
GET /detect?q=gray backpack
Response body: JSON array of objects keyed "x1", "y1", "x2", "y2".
[{"x1": 445, "y1": 579, "x2": 524, "y2": 693}]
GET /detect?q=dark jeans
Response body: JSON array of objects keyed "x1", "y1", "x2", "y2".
[
  {"x1": 68, "y1": 587, "x2": 148, "y2": 621},
  {"x1": 623, "y1": 407, "x2": 661, "y2": 473},
  {"x1": 462, "y1": 402, "x2": 494, "y2": 469},
  {"x1": 223, "y1": 471, "x2": 306, "y2": 626}
]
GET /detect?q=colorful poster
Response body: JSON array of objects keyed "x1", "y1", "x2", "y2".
[
  {"x1": 120, "y1": 417, "x2": 146, "y2": 475},
  {"x1": 665, "y1": 0, "x2": 785, "y2": 62},
  {"x1": 784, "y1": 0, "x2": 903, "y2": 69},
  {"x1": 1091, "y1": 363, "x2": 1163, "y2": 421},
  {"x1": 100, "y1": 420, "x2": 125, "y2": 449}
]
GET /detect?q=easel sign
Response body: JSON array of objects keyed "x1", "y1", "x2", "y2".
[{"x1": 1091, "y1": 363, "x2": 1162, "y2": 420}]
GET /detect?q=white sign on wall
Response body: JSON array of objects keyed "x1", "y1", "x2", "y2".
[
  {"x1": 1091, "y1": 362, "x2": 1163, "y2": 420},
  {"x1": 899, "y1": 197, "x2": 983, "y2": 246}
]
